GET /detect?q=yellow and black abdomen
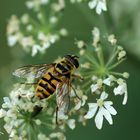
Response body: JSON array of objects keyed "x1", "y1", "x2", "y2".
[{"x1": 35, "y1": 72, "x2": 62, "y2": 99}]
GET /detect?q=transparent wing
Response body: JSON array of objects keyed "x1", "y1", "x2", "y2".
[
  {"x1": 13, "y1": 63, "x2": 55, "y2": 79},
  {"x1": 56, "y1": 81, "x2": 71, "y2": 118}
]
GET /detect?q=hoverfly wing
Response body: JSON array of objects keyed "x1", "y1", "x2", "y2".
[
  {"x1": 13, "y1": 64, "x2": 55, "y2": 79},
  {"x1": 56, "y1": 81, "x2": 71, "y2": 116}
]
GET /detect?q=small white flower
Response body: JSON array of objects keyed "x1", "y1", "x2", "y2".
[
  {"x1": 57, "y1": 109, "x2": 68, "y2": 120},
  {"x1": 88, "y1": 0, "x2": 107, "y2": 15},
  {"x1": 114, "y1": 80, "x2": 128, "y2": 105},
  {"x1": 21, "y1": 14, "x2": 29, "y2": 24},
  {"x1": 49, "y1": 132, "x2": 66, "y2": 140},
  {"x1": 58, "y1": 0, "x2": 65, "y2": 10},
  {"x1": 91, "y1": 84, "x2": 99, "y2": 93},
  {"x1": 59, "y1": 28, "x2": 68, "y2": 36},
  {"x1": 9, "y1": 129, "x2": 16, "y2": 138},
  {"x1": 80, "y1": 62, "x2": 91, "y2": 69},
  {"x1": 92, "y1": 27, "x2": 100, "y2": 47},
  {"x1": 49, "y1": 16, "x2": 58, "y2": 24},
  {"x1": 35, "y1": 119, "x2": 41, "y2": 125},
  {"x1": 26, "y1": 24, "x2": 33, "y2": 31},
  {"x1": 91, "y1": 75, "x2": 98, "y2": 81},
  {"x1": 32, "y1": 44, "x2": 42, "y2": 56},
  {"x1": 76, "y1": 40, "x2": 85, "y2": 49},
  {"x1": 84, "y1": 92, "x2": 117, "y2": 129},
  {"x1": 79, "y1": 49, "x2": 85, "y2": 55},
  {"x1": 0, "y1": 109, "x2": 6, "y2": 118},
  {"x1": 108, "y1": 34, "x2": 117, "y2": 45},
  {"x1": 103, "y1": 78, "x2": 111, "y2": 86},
  {"x1": 51, "y1": 0, "x2": 65, "y2": 12},
  {"x1": 40, "y1": 0, "x2": 49, "y2": 5},
  {"x1": 7, "y1": 32, "x2": 23, "y2": 47},
  {"x1": 26, "y1": 0, "x2": 49, "y2": 10},
  {"x1": 67, "y1": 119, "x2": 76, "y2": 130},
  {"x1": 123, "y1": 72, "x2": 130, "y2": 79},
  {"x1": 7, "y1": 35, "x2": 18, "y2": 47},
  {"x1": 26, "y1": 1, "x2": 34, "y2": 9},
  {"x1": 91, "y1": 79, "x2": 102, "y2": 93},
  {"x1": 2, "y1": 97, "x2": 11, "y2": 109},
  {"x1": 7, "y1": 15, "x2": 19, "y2": 35},
  {"x1": 21, "y1": 36, "x2": 35, "y2": 48},
  {"x1": 38, "y1": 133, "x2": 48, "y2": 140},
  {"x1": 103, "y1": 75, "x2": 115, "y2": 86},
  {"x1": 4, "y1": 124, "x2": 13, "y2": 134},
  {"x1": 118, "y1": 50, "x2": 126, "y2": 60},
  {"x1": 117, "y1": 46, "x2": 123, "y2": 51},
  {"x1": 74, "y1": 95, "x2": 87, "y2": 110}
]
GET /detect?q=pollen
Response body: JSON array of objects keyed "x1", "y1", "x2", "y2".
[{"x1": 97, "y1": 99, "x2": 104, "y2": 107}]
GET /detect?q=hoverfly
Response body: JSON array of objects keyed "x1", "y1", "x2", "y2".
[{"x1": 13, "y1": 55, "x2": 81, "y2": 122}]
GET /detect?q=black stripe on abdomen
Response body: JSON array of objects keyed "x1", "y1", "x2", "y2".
[
  {"x1": 39, "y1": 82, "x2": 54, "y2": 95},
  {"x1": 37, "y1": 89, "x2": 49, "y2": 98},
  {"x1": 48, "y1": 72, "x2": 62, "y2": 82},
  {"x1": 42, "y1": 77, "x2": 56, "y2": 89}
]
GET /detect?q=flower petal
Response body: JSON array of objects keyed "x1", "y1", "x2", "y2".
[
  {"x1": 88, "y1": 0, "x2": 97, "y2": 9},
  {"x1": 100, "y1": 91, "x2": 108, "y2": 100},
  {"x1": 103, "y1": 77, "x2": 113, "y2": 86},
  {"x1": 67, "y1": 119, "x2": 76, "y2": 130},
  {"x1": 101, "y1": 107, "x2": 113, "y2": 125},
  {"x1": 84, "y1": 103, "x2": 98, "y2": 119},
  {"x1": 104, "y1": 101, "x2": 113, "y2": 106},
  {"x1": 104, "y1": 102, "x2": 117, "y2": 115},
  {"x1": 123, "y1": 91, "x2": 128, "y2": 105},
  {"x1": 95, "y1": 108, "x2": 103, "y2": 129},
  {"x1": 91, "y1": 84, "x2": 99, "y2": 92}
]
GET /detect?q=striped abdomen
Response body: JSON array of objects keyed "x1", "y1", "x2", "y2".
[{"x1": 35, "y1": 72, "x2": 62, "y2": 99}]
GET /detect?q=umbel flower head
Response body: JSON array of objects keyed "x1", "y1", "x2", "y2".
[
  {"x1": 7, "y1": 0, "x2": 67, "y2": 56},
  {"x1": 76, "y1": 27, "x2": 129, "y2": 129},
  {"x1": 0, "y1": 83, "x2": 86, "y2": 139}
]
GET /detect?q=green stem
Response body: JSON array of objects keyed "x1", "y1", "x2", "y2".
[
  {"x1": 81, "y1": 70, "x2": 96, "y2": 76},
  {"x1": 96, "y1": 45, "x2": 104, "y2": 67},
  {"x1": 109, "y1": 71, "x2": 123, "y2": 77},
  {"x1": 106, "y1": 46, "x2": 118, "y2": 67},
  {"x1": 85, "y1": 51, "x2": 100, "y2": 68},
  {"x1": 82, "y1": 80, "x2": 92, "y2": 89},
  {"x1": 27, "y1": 124, "x2": 32, "y2": 140},
  {"x1": 108, "y1": 58, "x2": 126, "y2": 70}
]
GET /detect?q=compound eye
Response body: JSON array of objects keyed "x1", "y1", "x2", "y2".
[{"x1": 73, "y1": 59, "x2": 79, "y2": 68}]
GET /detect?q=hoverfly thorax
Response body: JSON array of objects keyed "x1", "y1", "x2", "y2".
[{"x1": 55, "y1": 55, "x2": 79, "y2": 75}]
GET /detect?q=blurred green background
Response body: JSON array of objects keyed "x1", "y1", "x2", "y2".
[{"x1": 0, "y1": 0, "x2": 140, "y2": 140}]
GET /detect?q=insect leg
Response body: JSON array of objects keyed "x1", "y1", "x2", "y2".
[
  {"x1": 72, "y1": 74, "x2": 84, "y2": 81},
  {"x1": 56, "y1": 106, "x2": 59, "y2": 125},
  {"x1": 70, "y1": 84, "x2": 82, "y2": 101},
  {"x1": 19, "y1": 82, "x2": 38, "y2": 85}
]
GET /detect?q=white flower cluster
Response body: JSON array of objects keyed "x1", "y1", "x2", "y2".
[
  {"x1": 0, "y1": 83, "x2": 88, "y2": 139},
  {"x1": 0, "y1": 84, "x2": 48, "y2": 139},
  {"x1": 84, "y1": 75, "x2": 128, "y2": 129},
  {"x1": 70, "y1": 0, "x2": 107, "y2": 14},
  {"x1": 7, "y1": 0, "x2": 67, "y2": 56},
  {"x1": 76, "y1": 27, "x2": 129, "y2": 129}
]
